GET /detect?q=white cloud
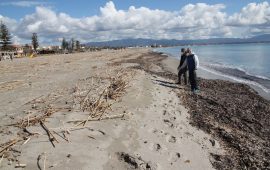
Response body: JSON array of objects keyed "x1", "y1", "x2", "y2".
[
  {"x1": 227, "y1": 2, "x2": 270, "y2": 26},
  {"x1": 0, "y1": 1, "x2": 270, "y2": 45},
  {"x1": 0, "y1": 1, "x2": 48, "y2": 7},
  {"x1": 0, "y1": 15, "x2": 17, "y2": 30}
]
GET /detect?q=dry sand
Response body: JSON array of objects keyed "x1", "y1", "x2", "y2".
[{"x1": 0, "y1": 49, "x2": 223, "y2": 170}]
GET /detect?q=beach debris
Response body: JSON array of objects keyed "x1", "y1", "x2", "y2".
[
  {"x1": 15, "y1": 163, "x2": 26, "y2": 168},
  {"x1": 88, "y1": 136, "x2": 96, "y2": 140},
  {"x1": 40, "y1": 121, "x2": 59, "y2": 147},
  {"x1": 22, "y1": 137, "x2": 31, "y2": 145},
  {"x1": 37, "y1": 152, "x2": 47, "y2": 170},
  {"x1": 180, "y1": 78, "x2": 270, "y2": 169},
  {"x1": 44, "y1": 153, "x2": 46, "y2": 170},
  {"x1": 106, "y1": 73, "x2": 129, "y2": 100},
  {"x1": 73, "y1": 70, "x2": 130, "y2": 126},
  {"x1": 0, "y1": 138, "x2": 25, "y2": 162},
  {"x1": 67, "y1": 113, "x2": 125, "y2": 124},
  {"x1": 9, "y1": 105, "x2": 57, "y2": 128},
  {"x1": 0, "y1": 154, "x2": 4, "y2": 166},
  {"x1": 0, "y1": 138, "x2": 20, "y2": 155},
  {"x1": 1, "y1": 68, "x2": 133, "y2": 165}
]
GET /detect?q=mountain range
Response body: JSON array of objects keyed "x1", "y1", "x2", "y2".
[{"x1": 85, "y1": 34, "x2": 270, "y2": 47}]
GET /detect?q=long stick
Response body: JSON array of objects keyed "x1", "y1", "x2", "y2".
[
  {"x1": 37, "y1": 154, "x2": 42, "y2": 170},
  {"x1": 0, "y1": 154, "x2": 4, "y2": 167},
  {"x1": 67, "y1": 114, "x2": 125, "y2": 124},
  {"x1": 23, "y1": 137, "x2": 31, "y2": 145},
  {"x1": 40, "y1": 121, "x2": 58, "y2": 147},
  {"x1": 52, "y1": 130, "x2": 69, "y2": 142},
  {"x1": 43, "y1": 152, "x2": 46, "y2": 170},
  {"x1": 0, "y1": 139, "x2": 18, "y2": 154}
]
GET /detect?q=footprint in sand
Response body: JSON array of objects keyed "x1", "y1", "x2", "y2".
[
  {"x1": 149, "y1": 143, "x2": 163, "y2": 152},
  {"x1": 166, "y1": 135, "x2": 177, "y2": 143},
  {"x1": 168, "y1": 152, "x2": 181, "y2": 162},
  {"x1": 163, "y1": 119, "x2": 174, "y2": 128},
  {"x1": 153, "y1": 143, "x2": 161, "y2": 151}
]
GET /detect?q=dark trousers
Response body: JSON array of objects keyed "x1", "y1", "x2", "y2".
[
  {"x1": 189, "y1": 69, "x2": 198, "y2": 91},
  {"x1": 178, "y1": 68, "x2": 188, "y2": 85}
]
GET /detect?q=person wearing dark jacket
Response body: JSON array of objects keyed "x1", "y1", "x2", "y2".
[
  {"x1": 176, "y1": 48, "x2": 188, "y2": 85},
  {"x1": 179, "y1": 48, "x2": 199, "y2": 93}
]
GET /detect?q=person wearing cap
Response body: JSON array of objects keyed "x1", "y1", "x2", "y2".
[
  {"x1": 176, "y1": 48, "x2": 188, "y2": 85},
  {"x1": 178, "y1": 48, "x2": 199, "y2": 93}
]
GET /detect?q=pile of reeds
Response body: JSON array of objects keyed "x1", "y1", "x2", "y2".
[
  {"x1": 74, "y1": 71, "x2": 130, "y2": 126},
  {"x1": 80, "y1": 88, "x2": 113, "y2": 118},
  {"x1": 9, "y1": 105, "x2": 57, "y2": 128},
  {"x1": 107, "y1": 73, "x2": 129, "y2": 100}
]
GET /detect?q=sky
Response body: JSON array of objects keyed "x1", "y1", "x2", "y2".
[{"x1": 0, "y1": 0, "x2": 270, "y2": 45}]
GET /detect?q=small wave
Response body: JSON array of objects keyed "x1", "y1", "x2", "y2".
[
  {"x1": 156, "y1": 51, "x2": 180, "y2": 59},
  {"x1": 249, "y1": 74, "x2": 270, "y2": 81},
  {"x1": 206, "y1": 63, "x2": 246, "y2": 72},
  {"x1": 199, "y1": 66, "x2": 270, "y2": 93},
  {"x1": 204, "y1": 63, "x2": 270, "y2": 81}
]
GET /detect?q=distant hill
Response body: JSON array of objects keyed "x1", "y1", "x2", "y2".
[
  {"x1": 85, "y1": 34, "x2": 270, "y2": 47},
  {"x1": 249, "y1": 34, "x2": 270, "y2": 41}
]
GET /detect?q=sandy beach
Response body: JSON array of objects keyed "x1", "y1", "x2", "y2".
[{"x1": 0, "y1": 48, "x2": 269, "y2": 170}]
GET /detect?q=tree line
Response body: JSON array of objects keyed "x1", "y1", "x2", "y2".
[
  {"x1": 0, "y1": 21, "x2": 12, "y2": 50},
  {"x1": 61, "y1": 38, "x2": 81, "y2": 52}
]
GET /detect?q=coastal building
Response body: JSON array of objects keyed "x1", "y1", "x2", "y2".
[{"x1": 12, "y1": 45, "x2": 24, "y2": 57}]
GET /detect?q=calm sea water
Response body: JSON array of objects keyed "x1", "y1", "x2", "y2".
[{"x1": 154, "y1": 43, "x2": 270, "y2": 96}]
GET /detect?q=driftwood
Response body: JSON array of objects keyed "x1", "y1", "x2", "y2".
[
  {"x1": 37, "y1": 154, "x2": 42, "y2": 170},
  {"x1": 1, "y1": 70, "x2": 131, "y2": 163},
  {"x1": 23, "y1": 128, "x2": 41, "y2": 136},
  {"x1": 43, "y1": 153, "x2": 46, "y2": 170},
  {"x1": 8, "y1": 106, "x2": 57, "y2": 128},
  {"x1": 67, "y1": 113, "x2": 125, "y2": 124},
  {"x1": 52, "y1": 130, "x2": 69, "y2": 142},
  {"x1": 0, "y1": 139, "x2": 19, "y2": 154},
  {"x1": 22, "y1": 137, "x2": 31, "y2": 145},
  {"x1": 15, "y1": 163, "x2": 27, "y2": 168},
  {"x1": 76, "y1": 72, "x2": 129, "y2": 126},
  {"x1": 37, "y1": 152, "x2": 46, "y2": 170},
  {"x1": 0, "y1": 154, "x2": 4, "y2": 166},
  {"x1": 40, "y1": 121, "x2": 59, "y2": 147}
]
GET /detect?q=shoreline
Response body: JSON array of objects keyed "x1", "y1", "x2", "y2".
[
  {"x1": 158, "y1": 51, "x2": 270, "y2": 101},
  {"x1": 153, "y1": 52, "x2": 270, "y2": 169}
]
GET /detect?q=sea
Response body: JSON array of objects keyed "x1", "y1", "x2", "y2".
[{"x1": 154, "y1": 43, "x2": 270, "y2": 100}]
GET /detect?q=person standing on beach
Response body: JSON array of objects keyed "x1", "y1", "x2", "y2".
[
  {"x1": 176, "y1": 48, "x2": 188, "y2": 85},
  {"x1": 179, "y1": 48, "x2": 199, "y2": 93}
]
